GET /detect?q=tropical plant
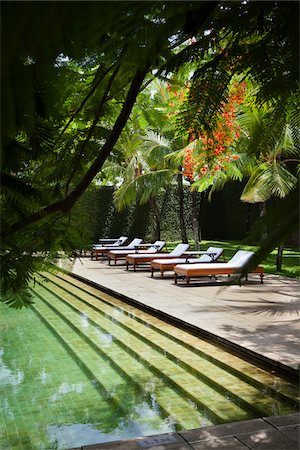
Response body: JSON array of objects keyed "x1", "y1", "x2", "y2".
[
  {"x1": 238, "y1": 103, "x2": 299, "y2": 270},
  {"x1": 2, "y1": 2, "x2": 218, "y2": 307},
  {"x1": 1, "y1": 1, "x2": 299, "y2": 306}
]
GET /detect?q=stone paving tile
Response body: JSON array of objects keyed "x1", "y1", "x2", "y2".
[
  {"x1": 191, "y1": 436, "x2": 249, "y2": 449},
  {"x1": 81, "y1": 432, "x2": 192, "y2": 449},
  {"x1": 263, "y1": 413, "x2": 300, "y2": 428},
  {"x1": 179, "y1": 418, "x2": 272, "y2": 443},
  {"x1": 237, "y1": 428, "x2": 298, "y2": 449},
  {"x1": 279, "y1": 425, "x2": 300, "y2": 443}
]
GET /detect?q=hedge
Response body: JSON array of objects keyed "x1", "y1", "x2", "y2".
[{"x1": 70, "y1": 182, "x2": 263, "y2": 243}]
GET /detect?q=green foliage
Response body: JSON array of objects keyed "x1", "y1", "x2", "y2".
[
  {"x1": 70, "y1": 186, "x2": 150, "y2": 242},
  {"x1": 241, "y1": 163, "x2": 298, "y2": 203},
  {"x1": 114, "y1": 170, "x2": 173, "y2": 210},
  {"x1": 238, "y1": 105, "x2": 299, "y2": 203},
  {"x1": 1, "y1": 1, "x2": 299, "y2": 307},
  {"x1": 75, "y1": 183, "x2": 262, "y2": 243},
  {"x1": 242, "y1": 184, "x2": 300, "y2": 277}
]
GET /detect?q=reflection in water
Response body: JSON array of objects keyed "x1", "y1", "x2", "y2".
[
  {"x1": 0, "y1": 348, "x2": 24, "y2": 386},
  {"x1": 47, "y1": 417, "x2": 173, "y2": 450},
  {"x1": 1, "y1": 274, "x2": 299, "y2": 450},
  {"x1": 50, "y1": 383, "x2": 84, "y2": 402},
  {"x1": 2, "y1": 397, "x2": 15, "y2": 419},
  {"x1": 39, "y1": 368, "x2": 47, "y2": 384},
  {"x1": 80, "y1": 313, "x2": 89, "y2": 330},
  {"x1": 94, "y1": 327, "x2": 113, "y2": 346}
]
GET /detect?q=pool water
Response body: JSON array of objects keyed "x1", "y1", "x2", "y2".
[{"x1": 0, "y1": 272, "x2": 299, "y2": 449}]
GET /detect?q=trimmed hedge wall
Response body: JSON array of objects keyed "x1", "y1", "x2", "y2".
[
  {"x1": 71, "y1": 182, "x2": 261, "y2": 243},
  {"x1": 200, "y1": 183, "x2": 260, "y2": 240}
]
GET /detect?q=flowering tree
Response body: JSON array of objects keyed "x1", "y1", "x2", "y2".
[{"x1": 183, "y1": 81, "x2": 246, "y2": 187}]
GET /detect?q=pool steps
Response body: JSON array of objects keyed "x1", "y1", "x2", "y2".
[
  {"x1": 44, "y1": 272, "x2": 299, "y2": 407},
  {"x1": 35, "y1": 278, "x2": 292, "y2": 420},
  {"x1": 32, "y1": 287, "x2": 210, "y2": 429},
  {"x1": 32, "y1": 284, "x2": 230, "y2": 426},
  {"x1": 29, "y1": 273, "x2": 298, "y2": 429}
]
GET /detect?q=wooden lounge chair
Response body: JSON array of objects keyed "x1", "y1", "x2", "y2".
[
  {"x1": 126, "y1": 243, "x2": 190, "y2": 271},
  {"x1": 92, "y1": 237, "x2": 140, "y2": 261},
  {"x1": 97, "y1": 236, "x2": 127, "y2": 245},
  {"x1": 108, "y1": 240, "x2": 166, "y2": 266},
  {"x1": 174, "y1": 250, "x2": 264, "y2": 285},
  {"x1": 150, "y1": 247, "x2": 224, "y2": 278}
]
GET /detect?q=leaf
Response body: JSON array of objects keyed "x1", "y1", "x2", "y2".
[
  {"x1": 1, "y1": 290, "x2": 34, "y2": 309},
  {"x1": 114, "y1": 169, "x2": 173, "y2": 210},
  {"x1": 240, "y1": 184, "x2": 299, "y2": 277}
]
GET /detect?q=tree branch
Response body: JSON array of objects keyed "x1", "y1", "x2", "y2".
[
  {"x1": 8, "y1": 68, "x2": 148, "y2": 235},
  {"x1": 64, "y1": 62, "x2": 121, "y2": 195},
  {"x1": 55, "y1": 62, "x2": 116, "y2": 143}
]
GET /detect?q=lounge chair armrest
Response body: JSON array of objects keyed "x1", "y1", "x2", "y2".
[
  {"x1": 134, "y1": 244, "x2": 154, "y2": 249},
  {"x1": 184, "y1": 251, "x2": 217, "y2": 259},
  {"x1": 98, "y1": 238, "x2": 119, "y2": 245}
]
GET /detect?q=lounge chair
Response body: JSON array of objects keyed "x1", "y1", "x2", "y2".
[
  {"x1": 126, "y1": 243, "x2": 190, "y2": 271},
  {"x1": 97, "y1": 236, "x2": 127, "y2": 245},
  {"x1": 108, "y1": 240, "x2": 166, "y2": 266},
  {"x1": 174, "y1": 250, "x2": 264, "y2": 285},
  {"x1": 92, "y1": 237, "x2": 139, "y2": 261},
  {"x1": 150, "y1": 247, "x2": 224, "y2": 278}
]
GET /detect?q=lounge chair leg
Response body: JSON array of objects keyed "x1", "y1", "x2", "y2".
[
  {"x1": 260, "y1": 272, "x2": 264, "y2": 284},
  {"x1": 151, "y1": 268, "x2": 154, "y2": 278},
  {"x1": 245, "y1": 274, "x2": 248, "y2": 281},
  {"x1": 174, "y1": 273, "x2": 178, "y2": 284},
  {"x1": 160, "y1": 271, "x2": 164, "y2": 278},
  {"x1": 133, "y1": 263, "x2": 136, "y2": 272},
  {"x1": 114, "y1": 257, "x2": 117, "y2": 265},
  {"x1": 186, "y1": 276, "x2": 190, "y2": 285},
  {"x1": 126, "y1": 262, "x2": 129, "y2": 270},
  {"x1": 108, "y1": 258, "x2": 111, "y2": 266}
]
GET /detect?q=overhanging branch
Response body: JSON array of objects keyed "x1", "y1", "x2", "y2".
[{"x1": 8, "y1": 68, "x2": 148, "y2": 235}]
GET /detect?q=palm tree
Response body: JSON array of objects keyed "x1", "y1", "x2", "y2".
[
  {"x1": 237, "y1": 104, "x2": 299, "y2": 270},
  {"x1": 112, "y1": 130, "x2": 177, "y2": 241}
]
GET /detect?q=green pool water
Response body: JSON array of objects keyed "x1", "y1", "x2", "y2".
[{"x1": 0, "y1": 272, "x2": 299, "y2": 449}]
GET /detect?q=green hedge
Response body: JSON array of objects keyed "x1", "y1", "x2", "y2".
[
  {"x1": 71, "y1": 182, "x2": 262, "y2": 243},
  {"x1": 200, "y1": 183, "x2": 260, "y2": 240}
]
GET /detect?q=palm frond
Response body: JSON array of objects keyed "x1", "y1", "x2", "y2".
[
  {"x1": 191, "y1": 174, "x2": 215, "y2": 193},
  {"x1": 241, "y1": 184, "x2": 299, "y2": 277},
  {"x1": 164, "y1": 147, "x2": 189, "y2": 166},
  {"x1": 144, "y1": 131, "x2": 171, "y2": 150},
  {"x1": 114, "y1": 169, "x2": 173, "y2": 210},
  {"x1": 277, "y1": 124, "x2": 297, "y2": 157},
  {"x1": 1, "y1": 290, "x2": 34, "y2": 309},
  {"x1": 1, "y1": 172, "x2": 44, "y2": 204},
  {"x1": 241, "y1": 162, "x2": 298, "y2": 203}
]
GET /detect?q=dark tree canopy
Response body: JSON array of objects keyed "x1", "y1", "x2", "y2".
[{"x1": 1, "y1": 1, "x2": 299, "y2": 307}]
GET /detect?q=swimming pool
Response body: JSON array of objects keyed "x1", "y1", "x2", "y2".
[{"x1": 0, "y1": 272, "x2": 299, "y2": 449}]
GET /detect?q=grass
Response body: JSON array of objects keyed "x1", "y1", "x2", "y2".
[{"x1": 166, "y1": 240, "x2": 300, "y2": 279}]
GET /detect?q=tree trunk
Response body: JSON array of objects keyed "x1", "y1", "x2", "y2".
[
  {"x1": 9, "y1": 69, "x2": 148, "y2": 235},
  {"x1": 191, "y1": 190, "x2": 201, "y2": 250},
  {"x1": 276, "y1": 244, "x2": 284, "y2": 271},
  {"x1": 177, "y1": 170, "x2": 188, "y2": 243},
  {"x1": 245, "y1": 203, "x2": 251, "y2": 234},
  {"x1": 259, "y1": 201, "x2": 268, "y2": 239},
  {"x1": 150, "y1": 198, "x2": 161, "y2": 241}
]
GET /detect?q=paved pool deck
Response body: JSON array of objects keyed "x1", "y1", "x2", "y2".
[{"x1": 70, "y1": 257, "x2": 300, "y2": 450}]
